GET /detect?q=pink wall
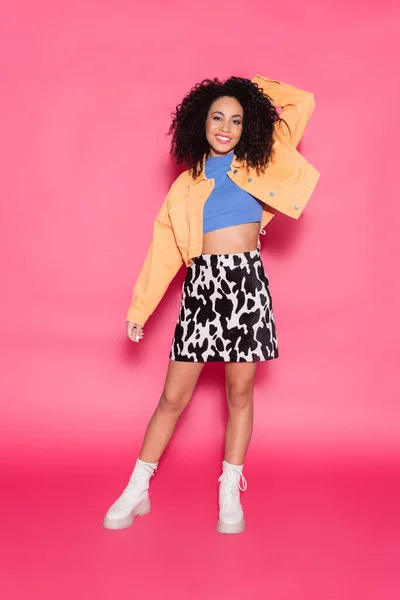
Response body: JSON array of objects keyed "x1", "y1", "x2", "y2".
[{"x1": 1, "y1": 0, "x2": 399, "y2": 465}]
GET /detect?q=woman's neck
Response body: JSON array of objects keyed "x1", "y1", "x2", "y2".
[{"x1": 207, "y1": 150, "x2": 234, "y2": 159}]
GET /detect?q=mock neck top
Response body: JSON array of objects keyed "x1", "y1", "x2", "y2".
[{"x1": 203, "y1": 152, "x2": 263, "y2": 234}]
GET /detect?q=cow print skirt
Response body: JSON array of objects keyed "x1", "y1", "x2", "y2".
[{"x1": 169, "y1": 248, "x2": 278, "y2": 363}]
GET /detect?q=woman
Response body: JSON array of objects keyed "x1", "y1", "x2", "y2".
[{"x1": 103, "y1": 74, "x2": 319, "y2": 534}]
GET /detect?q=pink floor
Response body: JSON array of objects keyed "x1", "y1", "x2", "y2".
[
  {"x1": 2, "y1": 452, "x2": 399, "y2": 599},
  {"x1": 1, "y1": 2, "x2": 399, "y2": 597}
]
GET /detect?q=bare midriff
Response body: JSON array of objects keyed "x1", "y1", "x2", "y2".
[{"x1": 202, "y1": 222, "x2": 260, "y2": 255}]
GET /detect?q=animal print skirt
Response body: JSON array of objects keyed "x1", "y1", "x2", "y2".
[{"x1": 170, "y1": 248, "x2": 278, "y2": 362}]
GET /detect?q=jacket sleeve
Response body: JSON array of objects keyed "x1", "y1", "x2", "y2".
[
  {"x1": 126, "y1": 197, "x2": 184, "y2": 328},
  {"x1": 252, "y1": 74, "x2": 315, "y2": 148}
]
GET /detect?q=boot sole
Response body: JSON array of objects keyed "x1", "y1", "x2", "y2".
[
  {"x1": 217, "y1": 518, "x2": 245, "y2": 534},
  {"x1": 103, "y1": 498, "x2": 151, "y2": 530}
]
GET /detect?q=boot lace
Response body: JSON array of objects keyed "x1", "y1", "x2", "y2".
[
  {"x1": 218, "y1": 468, "x2": 248, "y2": 506},
  {"x1": 130, "y1": 462, "x2": 157, "y2": 483},
  {"x1": 119, "y1": 463, "x2": 157, "y2": 499}
]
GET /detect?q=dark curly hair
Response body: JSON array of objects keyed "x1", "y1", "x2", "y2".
[{"x1": 168, "y1": 76, "x2": 282, "y2": 179}]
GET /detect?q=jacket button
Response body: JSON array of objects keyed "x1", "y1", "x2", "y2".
[
  {"x1": 294, "y1": 204, "x2": 300, "y2": 210},
  {"x1": 248, "y1": 177, "x2": 253, "y2": 183},
  {"x1": 269, "y1": 191, "x2": 275, "y2": 196},
  {"x1": 233, "y1": 169, "x2": 238, "y2": 174}
]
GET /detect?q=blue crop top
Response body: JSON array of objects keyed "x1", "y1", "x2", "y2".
[{"x1": 203, "y1": 151, "x2": 263, "y2": 234}]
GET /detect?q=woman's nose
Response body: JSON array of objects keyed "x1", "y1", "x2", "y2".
[{"x1": 220, "y1": 120, "x2": 231, "y2": 133}]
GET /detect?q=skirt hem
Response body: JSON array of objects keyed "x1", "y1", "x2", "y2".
[{"x1": 169, "y1": 352, "x2": 279, "y2": 363}]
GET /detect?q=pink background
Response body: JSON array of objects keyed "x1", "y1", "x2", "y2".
[{"x1": 1, "y1": 1, "x2": 399, "y2": 598}]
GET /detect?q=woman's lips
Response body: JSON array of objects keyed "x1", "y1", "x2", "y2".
[{"x1": 215, "y1": 135, "x2": 231, "y2": 144}]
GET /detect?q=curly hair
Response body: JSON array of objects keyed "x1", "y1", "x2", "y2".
[{"x1": 168, "y1": 76, "x2": 282, "y2": 179}]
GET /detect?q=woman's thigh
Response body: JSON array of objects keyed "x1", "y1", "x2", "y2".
[{"x1": 161, "y1": 360, "x2": 205, "y2": 410}]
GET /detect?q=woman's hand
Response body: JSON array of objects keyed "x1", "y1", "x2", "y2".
[{"x1": 126, "y1": 321, "x2": 144, "y2": 343}]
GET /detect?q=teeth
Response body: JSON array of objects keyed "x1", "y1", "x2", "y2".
[{"x1": 217, "y1": 136, "x2": 230, "y2": 141}]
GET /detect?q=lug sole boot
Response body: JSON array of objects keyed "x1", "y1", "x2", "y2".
[
  {"x1": 103, "y1": 458, "x2": 157, "y2": 530},
  {"x1": 217, "y1": 460, "x2": 247, "y2": 535}
]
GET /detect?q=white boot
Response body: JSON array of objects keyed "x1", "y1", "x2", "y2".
[
  {"x1": 217, "y1": 460, "x2": 248, "y2": 534},
  {"x1": 103, "y1": 458, "x2": 158, "y2": 530}
]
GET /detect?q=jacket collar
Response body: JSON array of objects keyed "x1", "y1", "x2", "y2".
[{"x1": 190, "y1": 153, "x2": 244, "y2": 185}]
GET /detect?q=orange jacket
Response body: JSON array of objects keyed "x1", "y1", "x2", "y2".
[{"x1": 127, "y1": 74, "x2": 320, "y2": 327}]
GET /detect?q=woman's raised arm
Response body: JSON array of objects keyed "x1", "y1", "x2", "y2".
[{"x1": 251, "y1": 74, "x2": 315, "y2": 148}]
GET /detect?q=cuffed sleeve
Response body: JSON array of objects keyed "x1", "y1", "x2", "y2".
[
  {"x1": 252, "y1": 74, "x2": 315, "y2": 148},
  {"x1": 126, "y1": 199, "x2": 183, "y2": 327}
]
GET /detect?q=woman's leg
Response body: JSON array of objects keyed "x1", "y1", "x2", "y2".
[
  {"x1": 103, "y1": 360, "x2": 204, "y2": 529},
  {"x1": 139, "y1": 360, "x2": 205, "y2": 463},
  {"x1": 224, "y1": 362, "x2": 257, "y2": 464},
  {"x1": 217, "y1": 362, "x2": 257, "y2": 534}
]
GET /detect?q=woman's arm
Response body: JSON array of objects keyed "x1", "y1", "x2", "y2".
[
  {"x1": 252, "y1": 74, "x2": 315, "y2": 148},
  {"x1": 126, "y1": 197, "x2": 183, "y2": 328}
]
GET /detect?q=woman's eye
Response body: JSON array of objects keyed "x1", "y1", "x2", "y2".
[
  {"x1": 234, "y1": 120, "x2": 242, "y2": 126},
  {"x1": 213, "y1": 116, "x2": 221, "y2": 121}
]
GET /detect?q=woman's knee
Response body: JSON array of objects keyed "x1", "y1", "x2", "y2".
[
  {"x1": 226, "y1": 382, "x2": 253, "y2": 410},
  {"x1": 158, "y1": 388, "x2": 189, "y2": 414}
]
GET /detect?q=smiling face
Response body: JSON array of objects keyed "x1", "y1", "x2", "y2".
[{"x1": 205, "y1": 96, "x2": 243, "y2": 157}]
